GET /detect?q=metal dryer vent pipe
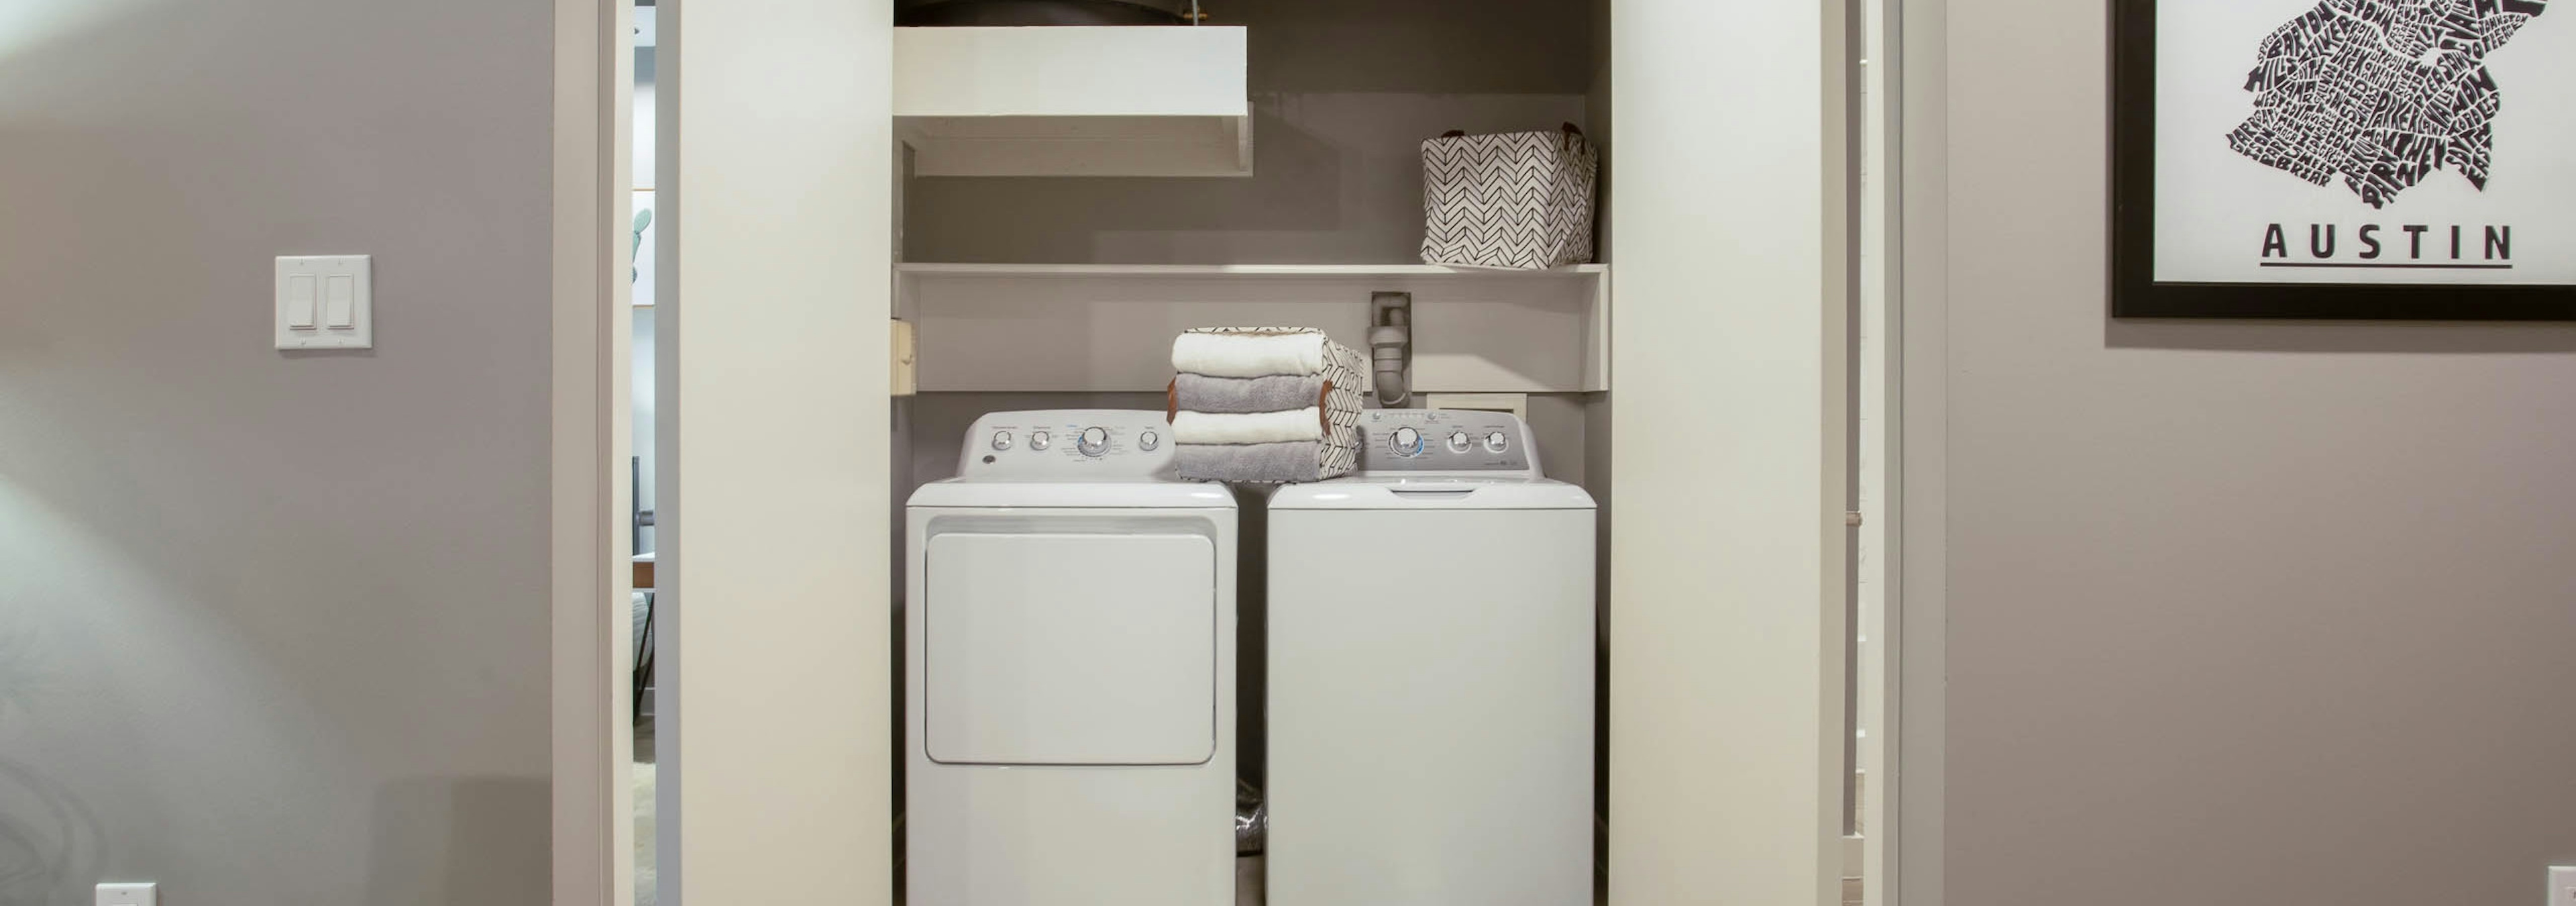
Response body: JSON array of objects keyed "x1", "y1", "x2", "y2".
[{"x1": 1369, "y1": 291, "x2": 1413, "y2": 407}]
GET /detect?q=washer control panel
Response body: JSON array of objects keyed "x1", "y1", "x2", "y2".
[
  {"x1": 1356, "y1": 409, "x2": 1538, "y2": 475},
  {"x1": 958, "y1": 410, "x2": 1175, "y2": 479}
]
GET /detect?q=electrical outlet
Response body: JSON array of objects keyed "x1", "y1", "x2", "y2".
[
  {"x1": 2550, "y1": 866, "x2": 2576, "y2": 906},
  {"x1": 97, "y1": 882, "x2": 156, "y2": 906}
]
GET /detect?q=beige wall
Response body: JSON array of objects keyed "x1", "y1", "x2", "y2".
[
  {"x1": 1937, "y1": 2, "x2": 2576, "y2": 903},
  {"x1": 0, "y1": 0, "x2": 553, "y2": 903}
]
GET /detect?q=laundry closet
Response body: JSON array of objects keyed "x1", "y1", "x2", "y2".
[
  {"x1": 885, "y1": 3, "x2": 1611, "y2": 902},
  {"x1": 651, "y1": 0, "x2": 1848, "y2": 903}
]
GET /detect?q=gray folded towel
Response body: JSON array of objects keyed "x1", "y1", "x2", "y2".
[
  {"x1": 1175, "y1": 442, "x2": 1326, "y2": 484},
  {"x1": 1173, "y1": 373, "x2": 1329, "y2": 415}
]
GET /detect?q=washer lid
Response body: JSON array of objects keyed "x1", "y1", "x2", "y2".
[{"x1": 1269, "y1": 477, "x2": 1596, "y2": 511}]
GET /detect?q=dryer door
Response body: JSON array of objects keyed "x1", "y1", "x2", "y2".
[{"x1": 925, "y1": 532, "x2": 1216, "y2": 766}]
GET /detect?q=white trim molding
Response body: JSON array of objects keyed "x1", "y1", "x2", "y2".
[
  {"x1": 1896, "y1": 0, "x2": 1949, "y2": 904},
  {"x1": 550, "y1": 0, "x2": 635, "y2": 903}
]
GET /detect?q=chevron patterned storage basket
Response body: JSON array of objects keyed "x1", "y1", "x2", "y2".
[{"x1": 1420, "y1": 125, "x2": 1598, "y2": 270}]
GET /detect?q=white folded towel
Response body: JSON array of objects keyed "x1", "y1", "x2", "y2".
[
  {"x1": 1171, "y1": 407, "x2": 1325, "y2": 445},
  {"x1": 1173, "y1": 330, "x2": 1330, "y2": 379}
]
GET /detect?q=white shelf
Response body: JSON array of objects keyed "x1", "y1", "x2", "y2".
[
  {"x1": 896, "y1": 262, "x2": 1610, "y2": 394},
  {"x1": 898, "y1": 262, "x2": 1608, "y2": 278},
  {"x1": 895, "y1": 27, "x2": 1251, "y2": 178}
]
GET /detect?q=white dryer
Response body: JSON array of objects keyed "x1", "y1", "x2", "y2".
[
  {"x1": 906, "y1": 410, "x2": 1236, "y2": 906},
  {"x1": 1266, "y1": 409, "x2": 1596, "y2": 906}
]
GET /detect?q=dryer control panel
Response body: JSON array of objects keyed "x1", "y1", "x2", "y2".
[
  {"x1": 1356, "y1": 409, "x2": 1538, "y2": 476},
  {"x1": 958, "y1": 409, "x2": 1177, "y2": 479}
]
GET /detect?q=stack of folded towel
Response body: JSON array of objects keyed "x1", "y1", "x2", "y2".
[{"x1": 1169, "y1": 328, "x2": 1366, "y2": 484}]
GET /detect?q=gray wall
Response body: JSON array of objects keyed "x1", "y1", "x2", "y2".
[
  {"x1": 904, "y1": 0, "x2": 1597, "y2": 264},
  {"x1": 1940, "y1": 2, "x2": 2576, "y2": 904},
  {"x1": 0, "y1": 1, "x2": 553, "y2": 903}
]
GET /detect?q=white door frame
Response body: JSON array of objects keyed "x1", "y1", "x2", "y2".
[
  {"x1": 551, "y1": 0, "x2": 634, "y2": 903},
  {"x1": 1861, "y1": 0, "x2": 1949, "y2": 901},
  {"x1": 1893, "y1": 0, "x2": 1950, "y2": 904},
  {"x1": 1858, "y1": 0, "x2": 1900, "y2": 897},
  {"x1": 1606, "y1": 2, "x2": 1854, "y2": 904},
  {"x1": 551, "y1": 1, "x2": 900, "y2": 902},
  {"x1": 651, "y1": 2, "x2": 895, "y2": 904}
]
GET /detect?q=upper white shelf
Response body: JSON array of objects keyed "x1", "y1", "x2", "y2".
[{"x1": 894, "y1": 27, "x2": 1251, "y2": 178}]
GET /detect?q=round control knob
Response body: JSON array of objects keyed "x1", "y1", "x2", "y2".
[
  {"x1": 1485, "y1": 431, "x2": 1509, "y2": 453},
  {"x1": 1391, "y1": 425, "x2": 1424, "y2": 458},
  {"x1": 1447, "y1": 432, "x2": 1473, "y2": 454},
  {"x1": 1028, "y1": 430, "x2": 1053, "y2": 452},
  {"x1": 1138, "y1": 430, "x2": 1161, "y2": 452},
  {"x1": 991, "y1": 430, "x2": 1014, "y2": 452},
  {"x1": 1079, "y1": 426, "x2": 1112, "y2": 458}
]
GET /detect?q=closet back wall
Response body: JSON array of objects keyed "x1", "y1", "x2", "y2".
[
  {"x1": 902, "y1": 0, "x2": 1597, "y2": 264},
  {"x1": 895, "y1": 0, "x2": 1613, "y2": 503},
  {"x1": 897, "y1": 0, "x2": 1615, "y2": 798}
]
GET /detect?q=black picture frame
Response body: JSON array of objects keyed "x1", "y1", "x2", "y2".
[{"x1": 2110, "y1": 0, "x2": 2576, "y2": 320}]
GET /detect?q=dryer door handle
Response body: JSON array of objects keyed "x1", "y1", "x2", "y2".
[{"x1": 1387, "y1": 488, "x2": 1477, "y2": 500}]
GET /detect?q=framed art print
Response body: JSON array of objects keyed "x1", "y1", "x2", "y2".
[{"x1": 2112, "y1": 0, "x2": 2576, "y2": 319}]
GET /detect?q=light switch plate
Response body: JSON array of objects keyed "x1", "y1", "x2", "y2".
[
  {"x1": 97, "y1": 881, "x2": 156, "y2": 906},
  {"x1": 2551, "y1": 866, "x2": 2576, "y2": 906},
  {"x1": 276, "y1": 255, "x2": 372, "y2": 350}
]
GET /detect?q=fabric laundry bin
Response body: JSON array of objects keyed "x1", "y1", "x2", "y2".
[{"x1": 1420, "y1": 125, "x2": 1599, "y2": 270}]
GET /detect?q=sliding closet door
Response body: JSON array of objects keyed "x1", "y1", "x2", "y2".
[
  {"x1": 657, "y1": 1, "x2": 895, "y2": 903},
  {"x1": 1609, "y1": 1, "x2": 1851, "y2": 904}
]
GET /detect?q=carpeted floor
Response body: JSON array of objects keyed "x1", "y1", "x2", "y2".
[
  {"x1": 634, "y1": 711, "x2": 657, "y2": 906},
  {"x1": 635, "y1": 761, "x2": 658, "y2": 906}
]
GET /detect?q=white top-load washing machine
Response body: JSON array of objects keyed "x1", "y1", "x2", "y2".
[
  {"x1": 1266, "y1": 409, "x2": 1597, "y2": 906},
  {"x1": 906, "y1": 410, "x2": 1236, "y2": 906}
]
